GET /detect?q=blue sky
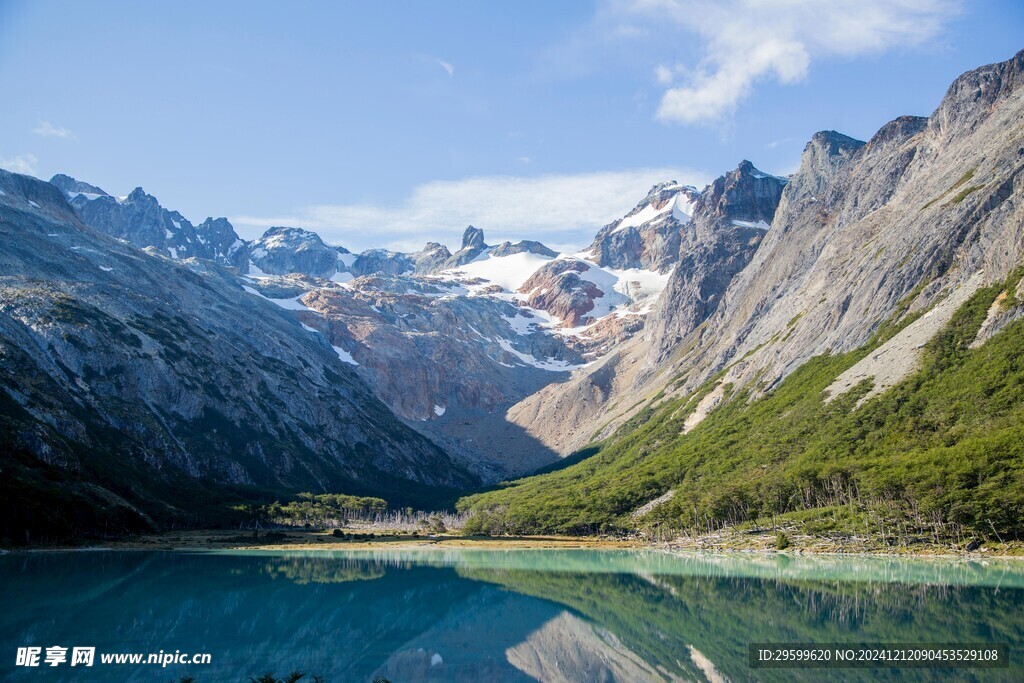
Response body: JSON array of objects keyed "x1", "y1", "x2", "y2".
[{"x1": 1, "y1": 0, "x2": 1021, "y2": 252}]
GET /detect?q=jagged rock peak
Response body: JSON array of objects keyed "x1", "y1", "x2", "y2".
[
  {"x1": 126, "y1": 186, "x2": 150, "y2": 202},
  {"x1": 257, "y1": 225, "x2": 327, "y2": 246},
  {"x1": 462, "y1": 225, "x2": 486, "y2": 250},
  {"x1": 868, "y1": 116, "x2": 929, "y2": 148},
  {"x1": 49, "y1": 173, "x2": 108, "y2": 197},
  {"x1": 251, "y1": 226, "x2": 344, "y2": 278},
  {"x1": 490, "y1": 240, "x2": 558, "y2": 258},
  {"x1": 930, "y1": 48, "x2": 1024, "y2": 137},
  {"x1": 422, "y1": 241, "x2": 449, "y2": 253},
  {"x1": 410, "y1": 242, "x2": 452, "y2": 274},
  {"x1": 694, "y1": 160, "x2": 788, "y2": 224},
  {"x1": 783, "y1": 132, "x2": 867, "y2": 204},
  {"x1": 351, "y1": 248, "x2": 412, "y2": 277},
  {"x1": 3, "y1": 169, "x2": 80, "y2": 223},
  {"x1": 807, "y1": 130, "x2": 865, "y2": 158},
  {"x1": 625, "y1": 181, "x2": 694, "y2": 217}
]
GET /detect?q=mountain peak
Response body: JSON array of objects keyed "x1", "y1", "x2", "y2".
[
  {"x1": 490, "y1": 240, "x2": 558, "y2": 258},
  {"x1": 808, "y1": 130, "x2": 865, "y2": 156},
  {"x1": 930, "y1": 48, "x2": 1024, "y2": 138},
  {"x1": 462, "y1": 225, "x2": 486, "y2": 250},
  {"x1": 695, "y1": 159, "x2": 787, "y2": 225},
  {"x1": 49, "y1": 173, "x2": 108, "y2": 197},
  {"x1": 127, "y1": 187, "x2": 149, "y2": 202},
  {"x1": 647, "y1": 180, "x2": 680, "y2": 195}
]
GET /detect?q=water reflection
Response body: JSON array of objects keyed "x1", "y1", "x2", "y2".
[{"x1": 1, "y1": 550, "x2": 1021, "y2": 681}]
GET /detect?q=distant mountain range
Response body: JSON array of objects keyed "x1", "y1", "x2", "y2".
[
  {"x1": 2, "y1": 49, "x2": 1022, "y2": 542},
  {"x1": 34, "y1": 159, "x2": 785, "y2": 480}
]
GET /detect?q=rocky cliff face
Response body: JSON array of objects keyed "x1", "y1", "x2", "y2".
[
  {"x1": 49, "y1": 174, "x2": 250, "y2": 271},
  {"x1": 664, "y1": 50, "x2": 1024, "y2": 405},
  {"x1": 644, "y1": 161, "x2": 787, "y2": 364},
  {"x1": 0, "y1": 170, "x2": 475, "y2": 529}
]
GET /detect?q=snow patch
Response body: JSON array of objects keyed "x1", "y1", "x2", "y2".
[
  {"x1": 28, "y1": 200, "x2": 40, "y2": 208},
  {"x1": 330, "y1": 271, "x2": 354, "y2": 284},
  {"x1": 672, "y1": 193, "x2": 696, "y2": 221},
  {"x1": 433, "y1": 404, "x2": 446, "y2": 416},
  {"x1": 613, "y1": 201, "x2": 669, "y2": 232},
  {"x1": 731, "y1": 219, "x2": 770, "y2": 230},
  {"x1": 332, "y1": 345, "x2": 359, "y2": 365},
  {"x1": 247, "y1": 261, "x2": 271, "y2": 278},
  {"x1": 66, "y1": 191, "x2": 106, "y2": 201},
  {"x1": 240, "y1": 284, "x2": 313, "y2": 311},
  {"x1": 495, "y1": 337, "x2": 587, "y2": 372},
  {"x1": 268, "y1": 295, "x2": 312, "y2": 311},
  {"x1": 503, "y1": 312, "x2": 537, "y2": 335},
  {"x1": 99, "y1": 266, "x2": 114, "y2": 272},
  {"x1": 441, "y1": 251, "x2": 554, "y2": 293}
]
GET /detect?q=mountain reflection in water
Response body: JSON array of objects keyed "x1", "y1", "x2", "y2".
[{"x1": 2, "y1": 549, "x2": 1022, "y2": 682}]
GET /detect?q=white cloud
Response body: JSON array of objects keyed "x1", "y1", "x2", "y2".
[
  {"x1": 437, "y1": 59, "x2": 454, "y2": 78},
  {"x1": 0, "y1": 153, "x2": 39, "y2": 176},
  {"x1": 654, "y1": 64, "x2": 674, "y2": 85},
  {"x1": 33, "y1": 121, "x2": 74, "y2": 138},
  {"x1": 232, "y1": 168, "x2": 711, "y2": 252},
  {"x1": 611, "y1": 0, "x2": 960, "y2": 124}
]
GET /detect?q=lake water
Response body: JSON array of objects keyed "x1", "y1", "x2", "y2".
[{"x1": 2, "y1": 549, "x2": 1022, "y2": 681}]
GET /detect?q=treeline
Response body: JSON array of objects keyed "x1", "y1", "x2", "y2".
[
  {"x1": 459, "y1": 268, "x2": 1024, "y2": 542},
  {"x1": 237, "y1": 493, "x2": 471, "y2": 533},
  {"x1": 239, "y1": 493, "x2": 388, "y2": 528}
]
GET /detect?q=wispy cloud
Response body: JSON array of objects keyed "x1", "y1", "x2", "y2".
[
  {"x1": 436, "y1": 59, "x2": 455, "y2": 78},
  {"x1": 33, "y1": 121, "x2": 74, "y2": 139},
  {"x1": 232, "y1": 168, "x2": 711, "y2": 252},
  {"x1": 0, "y1": 153, "x2": 39, "y2": 175},
  {"x1": 591, "y1": 0, "x2": 959, "y2": 125}
]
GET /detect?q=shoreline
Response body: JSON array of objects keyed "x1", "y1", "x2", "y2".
[{"x1": 7, "y1": 528, "x2": 1023, "y2": 559}]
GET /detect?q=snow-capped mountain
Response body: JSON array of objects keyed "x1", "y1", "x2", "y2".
[{"x1": 41, "y1": 168, "x2": 719, "y2": 477}]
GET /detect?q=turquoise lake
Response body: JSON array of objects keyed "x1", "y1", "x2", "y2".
[{"x1": 2, "y1": 549, "x2": 1023, "y2": 681}]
